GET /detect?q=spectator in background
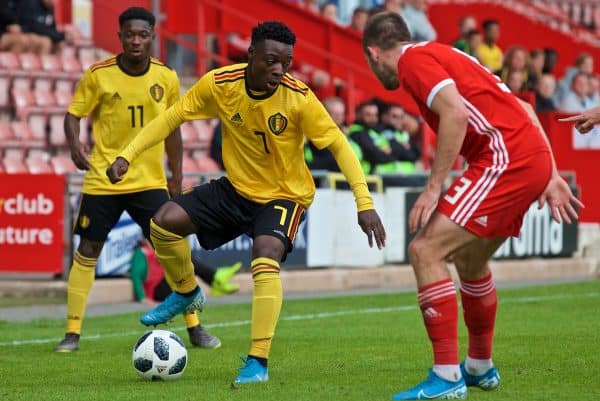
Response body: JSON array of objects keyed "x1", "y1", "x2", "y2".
[
  {"x1": 453, "y1": 15, "x2": 477, "y2": 53},
  {"x1": 560, "y1": 72, "x2": 593, "y2": 112},
  {"x1": 0, "y1": 0, "x2": 26, "y2": 52},
  {"x1": 402, "y1": 0, "x2": 436, "y2": 41},
  {"x1": 379, "y1": 103, "x2": 420, "y2": 173},
  {"x1": 349, "y1": 101, "x2": 417, "y2": 177},
  {"x1": 535, "y1": 74, "x2": 558, "y2": 112},
  {"x1": 542, "y1": 48, "x2": 558, "y2": 74},
  {"x1": 464, "y1": 29, "x2": 482, "y2": 59},
  {"x1": 349, "y1": 6, "x2": 369, "y2": 33},
  {"x1": 16, "y1": 0, "x2": 71, "y2": 53},
  {"x1": 320, "y1": 2, "x2": 339, "y2": 24},
  {"x1": 587, "y1": 74, "x2": 600, "y2": 108},
  {"x1": 506, "y1": 69, "x2": 526, "y2": 93},
  {"x1": 496, "y1": 46, "x2": 529, "y2": 89},
  {"x1": 478, "y1": 19, "x2": 503, "y2": 72},
  {"x1": 557, "y1": 52, "x2": 594, "y2": 103},
  {"x1": 305, "y1": 96, "x2": 347, "y2": 172},
  {"x1": 370, "y1": 0, "x2": 404, "y2": 16},
  {"x1": 527, "y1": 48, "x2": 545, "y2": 89}
]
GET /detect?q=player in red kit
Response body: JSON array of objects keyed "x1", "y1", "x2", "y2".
[{"x1": 362, "y1": 12, "x2": 583, "y2": 400}]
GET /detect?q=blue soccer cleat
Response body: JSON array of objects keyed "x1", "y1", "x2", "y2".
[
  {"x1": 140, "y1": 287, "x2": 205, "y2": 326},
  {"x1": 460, "y1": 362, "x2": 501, "y2": 391},
  {"x1": 232, "y1": 356, "x2": 269, "y2": 386},
  {"x1": 392, "y1": 369, "x2": 467, "y2": 400}
]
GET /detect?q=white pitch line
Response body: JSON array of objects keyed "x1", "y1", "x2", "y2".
[{"x1": 1, "y1": 291, "x2": 598, "y2": 347}]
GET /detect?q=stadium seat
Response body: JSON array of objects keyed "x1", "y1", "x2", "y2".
[
  {"x1": 0, "y1": 121, "x2": 19, "y2": 148},
  {"x1": 60, "y1": 53, "x2": 83, "y2": 79},
  {"x1": 48, "y1": 113, "x2": 67, "y2": 148},
  {"x1": 10, "y1": 120, "x2": 45, "y2": 150},
  {"x1": 78, "y1": 46, "x2": 97, "y2": 70},
  {"x1": 50, "y1": 154, "x2": 77, "y2": 174},
  {"x1": 194, "y1": 156, "x2": 221, "y2": 173},
  {"x1": 181, "y1": 122, "x2": 203, "y2": 152},
  {"x1": 192, "y1": 119, "x2": 215, "y2": 149},
  {"x1": 0, "y1": 51, "x2": 30, "y2": 92},
  {"x1": 182, "y1": 156, "x2": 198, "y2": 173},
  {"x1": 2, "y1": 157, "x2": 27, "y2": 173},
  {"x1": 26, "y1": 156, "x2": 54, "y2": 174},
  {"x1": 39, "y1": 53, "x2": 71, "y2": 90}
]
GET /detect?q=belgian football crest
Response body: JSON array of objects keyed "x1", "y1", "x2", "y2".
[
  {"x1": 268, "y1": 112, "x2": 287, "y2": 135},
  {"x1": 150, "y1": 84, "x2": 164, "y2": 102}
]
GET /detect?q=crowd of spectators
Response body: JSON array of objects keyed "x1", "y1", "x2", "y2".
[{"x1": 0, "y1": 0, "x2": 76, "y2": 55}]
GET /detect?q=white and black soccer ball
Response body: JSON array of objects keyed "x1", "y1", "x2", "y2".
[{"x1": 132, "y1": 330, "x2": 188, "y2": 381}]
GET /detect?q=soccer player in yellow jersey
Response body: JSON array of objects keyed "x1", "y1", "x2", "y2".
[
  {"x1": 107, "y1": 21, "x2": 387, "y2": 384},
  {"x1": 54, "y1": 7, "x2": 220, "y2": 352}
]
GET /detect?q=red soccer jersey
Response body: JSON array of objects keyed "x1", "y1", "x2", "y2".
[{"x1": 398, "y1": 42, "x2": 548, "y2": 165}]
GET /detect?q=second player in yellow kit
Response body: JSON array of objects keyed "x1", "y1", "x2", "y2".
[
  {"x1": 107, "y1": 21, "x2": 386, "y2": 385},
  {"x1": 55, "y1": 7, "x2": 221, "y2": 353}
]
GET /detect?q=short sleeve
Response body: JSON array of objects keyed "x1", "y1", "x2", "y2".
[
  {"x1": 299, "y1": 89, "x2": 344, "y2": 150},
  {"x1": 400, "y1": 49, "x2": 455, "y2": 109},
  {"x1": 67, "y1": 68, "x2": 99, "y2": 117}
]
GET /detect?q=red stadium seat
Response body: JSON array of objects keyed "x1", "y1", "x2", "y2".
[
  {"x1": 194, "y1": 156, "x2": 221, "y2": 173},
  {"x1": 192, "y1": 119, "x2": 215, "y2": 149},
  {"x1": 26, "y1": 156, "x2": 54, "y2": 174},
  {"x1": 10, "y1": 120, "x2": 45, "y2": 150},
  {"x1": 50, "y1": 155, "x2": 77, "y2": 174},
  {"x1": 182, "y1": 156, "x2": 198, "y2": 173},
  {"x1": 2, "y1": 157, "x2": 27, "y2": 174}
]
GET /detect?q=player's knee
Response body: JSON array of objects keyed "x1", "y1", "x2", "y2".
[
  {"x1": 407, "y1": 236, "x2": 438, "y2": 267},
  {"x1": 252, "y1": 236, "x2": 285, "y2": 262},
  {"x1": 77, "y1": 239, "x2": 103, "y2": 258},
  {"x1": 152, "y1": 201, "x2": 193, "y2": 235}
]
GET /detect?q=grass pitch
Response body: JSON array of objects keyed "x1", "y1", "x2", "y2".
[{"x1": 0, "y1": 281, "x2": 598, "y2": 401}]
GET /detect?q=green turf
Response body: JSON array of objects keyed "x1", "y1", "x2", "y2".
[{"x1": 0, "y1": 281, "x2": 599, "y2": 401}]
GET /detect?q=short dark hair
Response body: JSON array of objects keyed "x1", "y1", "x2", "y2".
[
  {"x1": 119, "y1": 7, "x2": 155, "y2": 28},
  {"x1": 251, "y1": 21, "x2": 296, "y2": 47},
  {"x1": 482, "y1": 19, "x2": 499, "y2": 31},
  {"x1": 362, "y1": 12, "x2": 410, "y2": 55}
]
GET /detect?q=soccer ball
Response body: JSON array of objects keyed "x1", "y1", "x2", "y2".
[{"x1": 132, "y1": 330, "x2": 188, "y2": 381}]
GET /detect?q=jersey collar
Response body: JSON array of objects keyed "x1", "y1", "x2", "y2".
[{"x1": 116, "y1": 54, "x2": 151, "y2": 77}]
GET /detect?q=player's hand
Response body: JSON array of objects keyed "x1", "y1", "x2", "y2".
[
  {"x1": 69, "y1": 141, "x2": 90, "y2": 170},
  {"x1": 537, "y1": 173, "x2": 584, "y2": 224},
  {"x1": 409, "y1": 186, "x2": 439, "y2": 233},
  {"x1": 167, "y1": 175, "x2": 182, "y2": 198},
  {"x1": 558, "y1": 110, "x2": 600, "y2": 134},
  {"x1": 358, "y1": 209, "x2": 386, "y2": 249},
  {"x1": 106, "y1": 157, "x2": 130, "y2": 184}
]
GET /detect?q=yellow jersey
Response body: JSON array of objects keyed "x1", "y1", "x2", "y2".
[
  {"x1": 68, "y1": 55, "x2": 180, "y2": 194},
  {"x1": 122, "y1": 63, "x2": 346, "y2": 207}
]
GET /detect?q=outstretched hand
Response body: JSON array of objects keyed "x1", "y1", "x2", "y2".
[
  {"x1": 558, "y1": 108, "x2": 600, "y2": 134},
  {"x1": 106, "y1": 157, "x2": 130, "y2": 184},
  {"x1": 358, "y1": 209, "x2": 386, "y2": 249},
  {"x1": 538, "y1": 173, "x2": 584, "y2": 224}
]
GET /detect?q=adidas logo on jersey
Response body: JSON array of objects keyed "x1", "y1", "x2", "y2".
[
  {"x1": 474, "y1": 215, "x2": 488, "y2": 227},
  {"x1": 112, "y1": 92, "x2": 122, "y2": 100},
  {"x1": 230, "y1": 112, "x2": 243, "y2": 124}
]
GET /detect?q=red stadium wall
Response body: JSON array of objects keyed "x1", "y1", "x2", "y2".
[{"x1": 427, "y1": 2, "x2": 600, "y2": 78}]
